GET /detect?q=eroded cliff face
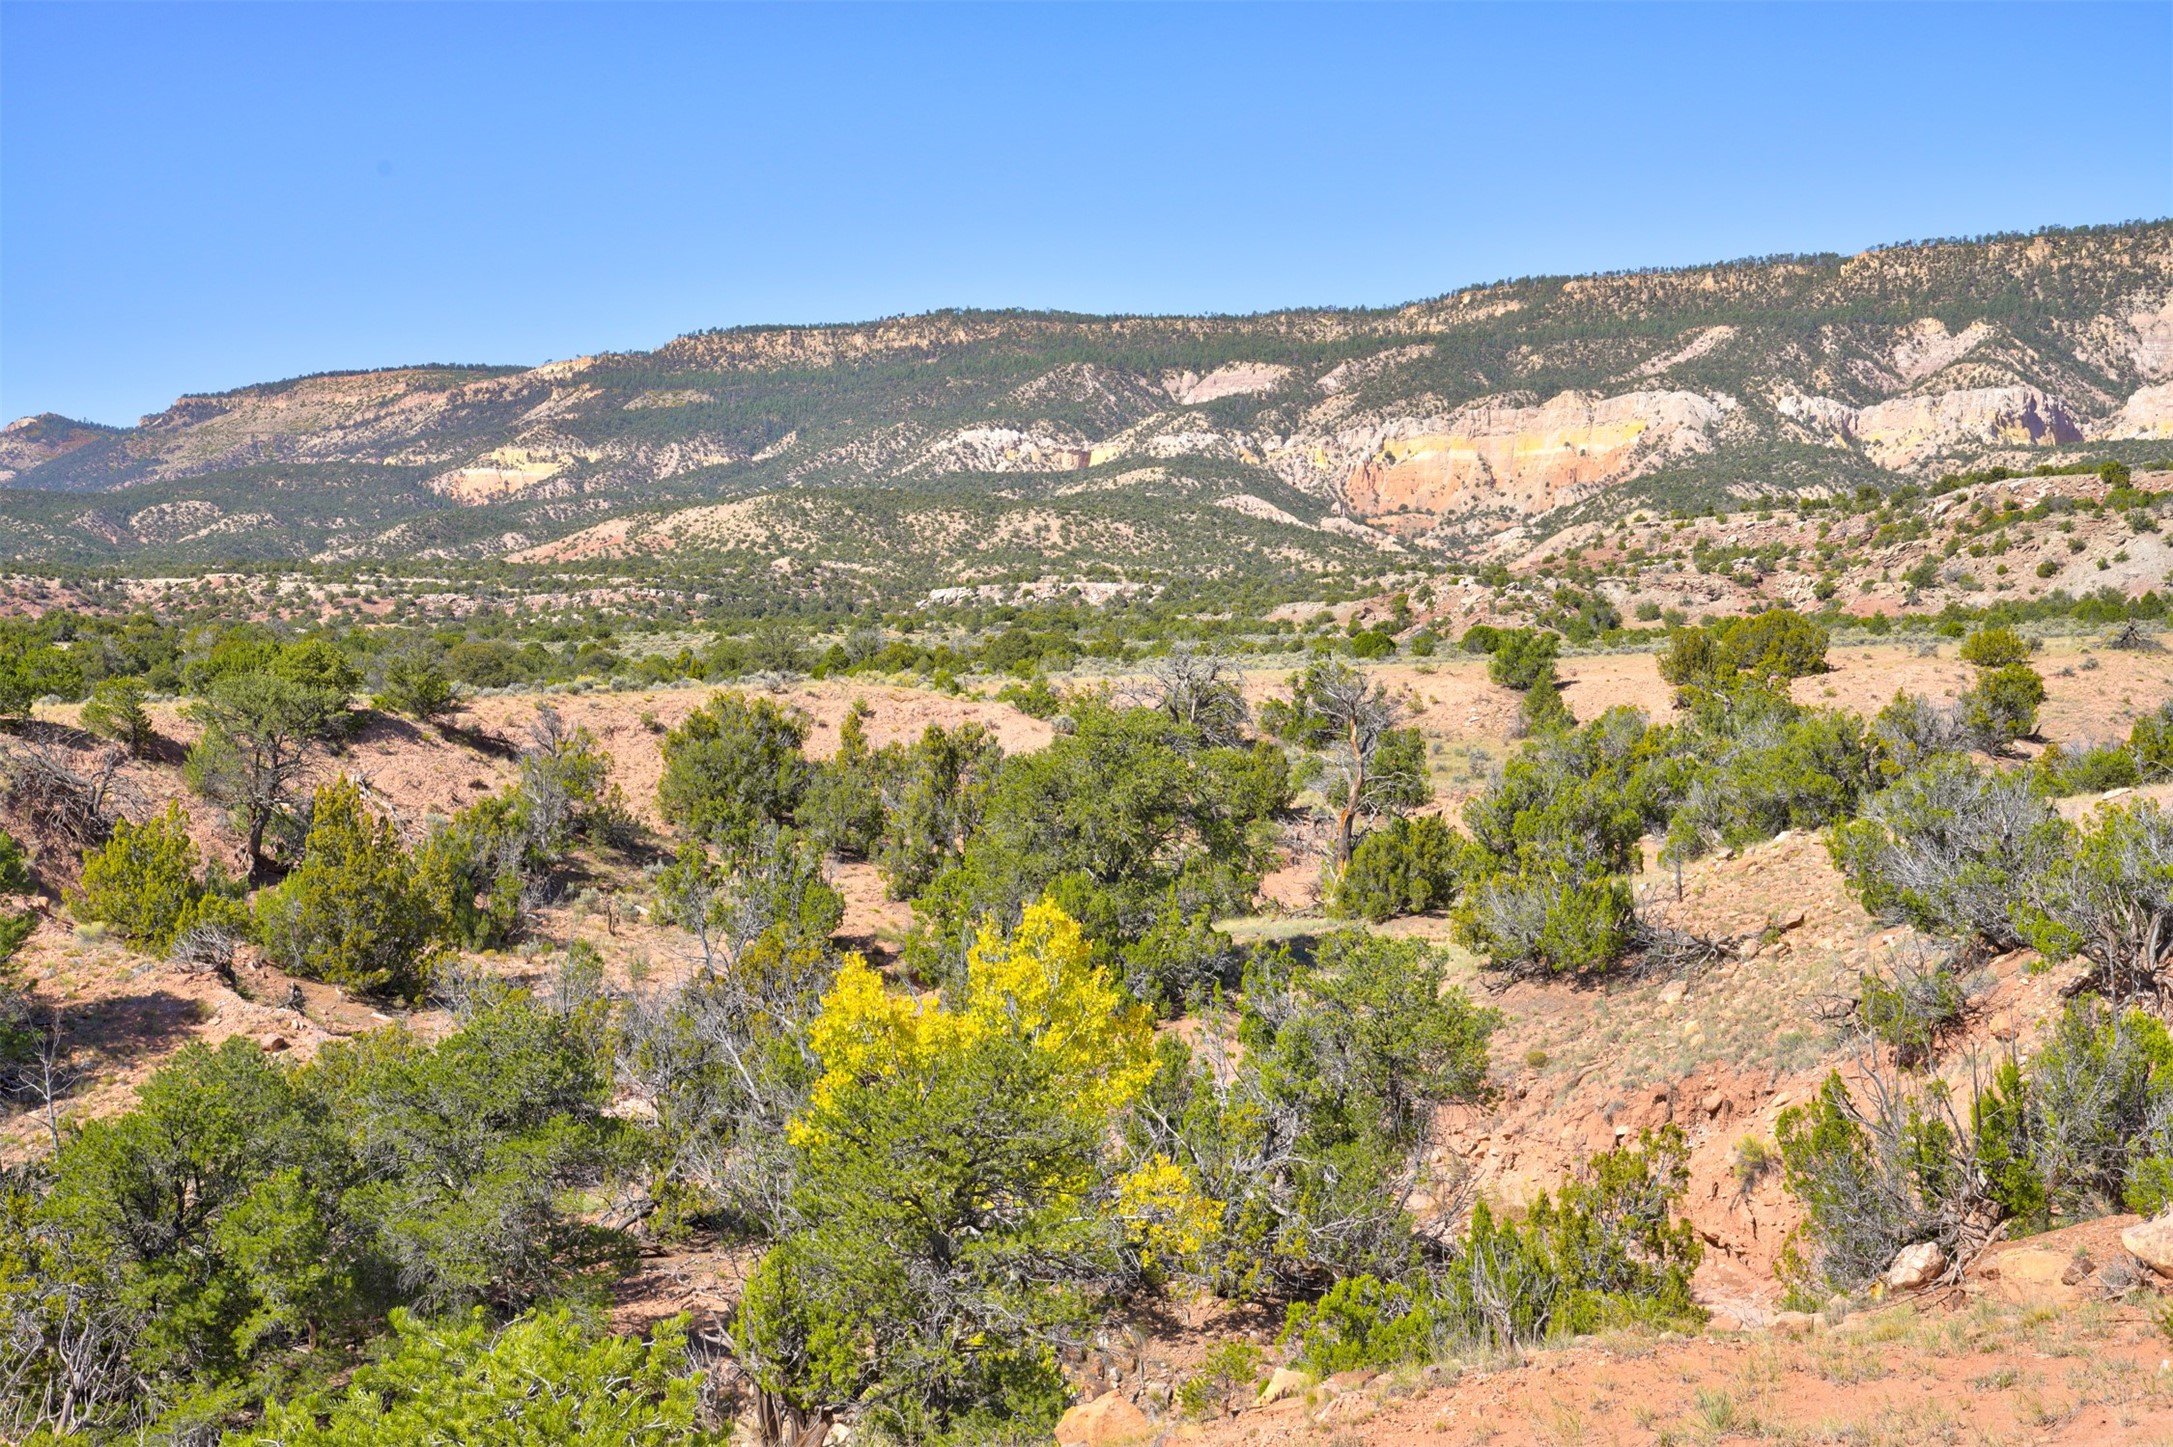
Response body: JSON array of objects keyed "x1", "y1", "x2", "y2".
[
  {"x1": 2107, "y1": 381, "x2": 2173, "y2": 439},
  {"x1": 1333, "y1": 390, "x2": 1734, "y2": 528},
  {"x1": 1777, "y1": 386, "x2": 2086, "y2": 468}
]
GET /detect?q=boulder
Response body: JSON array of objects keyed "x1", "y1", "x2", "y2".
[
  {"x1": 1256, "y1": 1367, "x2": 1316, "y2": 1407},
  {"x1": 1769, "y1": 1310, "x2": 1818, "y2": 1337},
  {"x1": 1883, "y1": 1240, "x2": 1947, "y2": 1292},
  {"x1": 1981, "y1": 1246, "x2": 2081, "y2": 1307},
  {"x1": 2123, "y1": 1214, "x2": 2173, "y2": 1277},
  {"x1": 1314, "y1": 1391, "x2": 1376, "y2": 1425},
  {"x1": 1054, "y1": 1394, "x2": 1154, "y2": 1447}
]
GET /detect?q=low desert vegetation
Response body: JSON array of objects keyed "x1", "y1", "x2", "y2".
[{"x1": 0, "y1": 575, "x2": 2170, "y2": 1445}]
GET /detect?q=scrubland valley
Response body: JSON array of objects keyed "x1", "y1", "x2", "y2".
[{"x1": 8, "y1": 221, "x2": 2173, "y2": 1447}]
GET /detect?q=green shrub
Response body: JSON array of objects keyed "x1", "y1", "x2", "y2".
[
  {"x1": 1774, "y1": 1071, "x2": 1974, "y2": 1296},
  {"x1": 2033, "y1": 740, "x2": 2141, "y2": 796},
  {"x1": 447, "y1": 638, "x2": 528, "y2": 688},
  {"x1": 0, "y1": 636, "x2": 83, "y2": 720},
  {"x1": 0, "y1": 827, "x2": 30, "y2": 899},
  {"x1": 874, "y1": 721, "x2": 1004, "y2": 899},
  {"x1": 651, "y1": 835, "x2": 843, "y2": 974},
  {"x1": 1663, "y1": 704, "x2": 1876, "y2": 860},
  {"x1": 2010, "y1": 799, "x2": 2173, "y2": 1000},
  {"x1": 414, "y1": 796, "x2": 528, "y2": 952},
  {"x1": 1176, "y1": 1341, "x2": 1262, "y2": 1419},
  {"x1": 1960, "y1": 662, "x2": 2046, "y2": 749},
  {"x1": 798, "y1": 702, "x2": 886, "y2": 860},
  {"x1": 185, "y1": 666, "x2": 352, "y2": 869},
  {"x1": 1158, "y1": 933, "x2": 1498, "y2": 1297},
  {"x1": 1975, "y1": 1000, "x2": 2173, "y2": 1229},
  {"x1": 1518, "y1": 675, "x2": 1574, "y2": 734},
  {"x1": 1779, "y1": 1000, "x2": 2173, "y2": 1294},
  {"x1": 657, "y1": 691, "x2": 811, "y2": 850},
  {"x1": 71, "y1": 802, "x2": 215, "y2": 952},
  {"x1": 1350, "y1": 629, "x2": 1395, "y2": 660},
  {"x1": 1854, "y1": 953, "x2": 1968, "y2": 1068},
  {"x1": 1733, "y1": 1137, "x2": 1774, "y2": 1194},
  {"x1": 2131, "y1": 702, "x2": 2173, "y2": 778},
  {"x1": 254, "y1": 777, "x2": 440, "y2": 1000},
  {"x1": 23, "y1": 1036, "x2": 353, "y2": 1399},
  {"x1": 1456, "y1": 872, "x2": 1635, "y2": 976},
  {"x1": 1461, "y1": 708, "x2": 1655, "y2": 878},
  {"x1": 908, "y1": 706, "x2": 1281, "y2": 967},
  {"x1": 1958, "y1": 626, "x2": 2031, "y2": 668},
  {"x1": 1119, "y1": 894, "x2": 1243, "y2": 1016},
  {"x1": 1279, "y1": 1128, "x2": 1702, "y2": 1367},
  {"x1": 517, "y1": 705, "x2": 629, "y2": 853},
  {"x1": 1487, "y1": 630, "x2": 1559, "y2": 691},
  {"x1": 79, "y1": 677, "x2": 155, "y2": 757},
  {"x1": 995, "y1": 674, "x2": 1062, "y2": 718},
  {"x1": 1828, "y1": 756, "x2": 2063, "y2": 952},
  {"x1": 237, "y1": 1308, "x2": 721, "y2": 1446},
  {"x1": 0, "y1": 828, "x2": 32, "y2": 973},
  {"x1": 1659, "y1": 611, "x2": 1828, "y2": 695},
  {"x1": 312, "y1": 984, "x2": 628, "y2": 1311},
  {"x1": 1280, "y1": 1273, "x2": 1445, "y2": 1374},
  {"x1": 6, "y1": 982, "x2": 629, "y2": 1435},
  {"x1": 1868, "y1": 690, "x2": 1965, "y2": 776},
  {"x1": 268, "y1": 637, "x2": 363, "y2": 701},
  {"x1": 1333, "y1": 814, "x2": 1465, "y2": 923},
  {"x1": 371, "y1": 645, "x2": 460, "y2": 723}
]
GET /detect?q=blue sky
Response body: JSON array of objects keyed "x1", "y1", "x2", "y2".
[{"x1": 3, "y1": 3, "x2": 2169, "y2": 428}]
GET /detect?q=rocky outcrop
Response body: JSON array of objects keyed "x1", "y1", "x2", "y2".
[
  {"x1": 428, "y1": 446, "x2": 572, "y2": 504},
  {"x1": 2102, "y1": 381, "x2": 2173, "y2": 440},
  {"x1": 2118, "y1": 295, "x2": 2173, "y2": 380},
  {"x1": 1161, "y1": 363, "x2": 1291, "y2": 406},
  {"x1": 1318, "y1": 345, "x2": 1434, "y2": 395},
  {"x1": 1337, "y1": 389, "x2": 1733, "y2": 525},
  {"x1": 1856, "y1": 387, "x2": 2083, "y2": 465},
  {"x1": 1778, "y1": 386, "x2": 2084, "y2": 467},
  {"x1": 1214, "y1": 493, "x2": 1311, "y2": 528},
  {"x1": 1632, "y1": 325, "x2": 1737, "y2": 378},
  {"x1": 1053, "y1": 1394, "x2": 1154, "y2": 1447},
  {"x1": 919, "y1": 427, "x2": 1092, "y2": 474},
  {"x1": 2120, "y1": 1212, "x2": 2173, "y2": 1276},
  {"x1": 1883, "y1": 1240, "x2": 1946, "y2": 1291},
  {"x1": 1888, "y1": 318, "x2": 1995, "y2": 384},
  {"x1": 0, "y1": 413, "x2": 116, "y2": 482}
]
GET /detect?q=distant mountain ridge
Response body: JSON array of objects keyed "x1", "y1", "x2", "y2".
[{"x1": 4, "y1": 220, "x2": 2170, "y2": 587}]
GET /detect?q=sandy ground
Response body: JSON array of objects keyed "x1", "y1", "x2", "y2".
[{"x1": 1174, "y1": 1237, "x2": 2173, "y2": 1447}]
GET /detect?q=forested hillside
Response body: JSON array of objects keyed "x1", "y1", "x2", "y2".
[{"x1": 4, "y1": 222, "x2": 2170, "y2": 591}]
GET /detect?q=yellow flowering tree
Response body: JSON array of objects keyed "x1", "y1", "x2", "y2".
[
  {"x1": 742, "y1": 898, "x2": 1181, "y2": 1447},
  {"x1": 797, "y1": 899, "x2": 1154, "y2": 1145}
]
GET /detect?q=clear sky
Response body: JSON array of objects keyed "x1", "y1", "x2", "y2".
[{"x1": 4, "y1": 2, "x2": 2169, "y2": 428}]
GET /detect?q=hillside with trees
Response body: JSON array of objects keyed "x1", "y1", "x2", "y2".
[{"x1": 2, "y1": 222, "x2": 2170, "y2": 594}]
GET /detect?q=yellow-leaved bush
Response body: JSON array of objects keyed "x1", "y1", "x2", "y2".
[
  {"x1": 793, "y1": 898, "x2": 1218, "y2": 1262},
  {"x1": 797, "y1": 897, "x2": 1156, "y2": 1140},
  {"x1": 1115, "y1": 1153, "x2": 1222, "y2": 1270}
]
